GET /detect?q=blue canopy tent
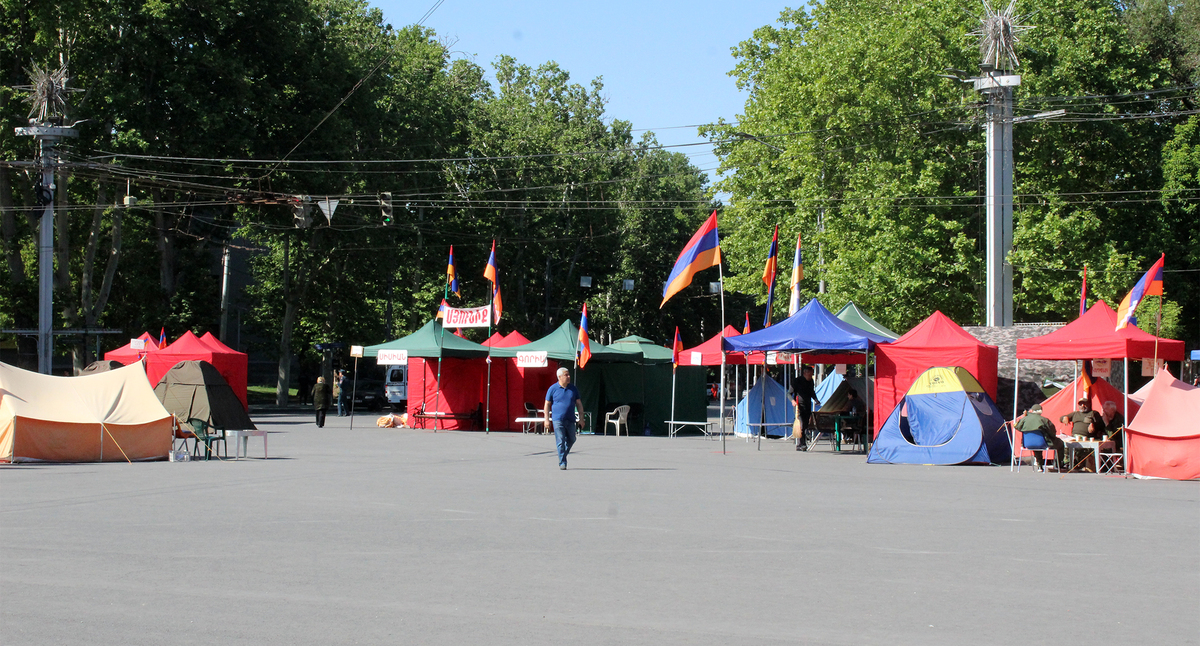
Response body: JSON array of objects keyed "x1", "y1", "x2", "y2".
[
  {"x1": 813, "y1": 370, "x2": 844, "y2": 406},
  {"x1": 724, "y1": 299, "x2": 891, "y2": 449},
  {"x1": 733, "y1": 376, "x2": 795, "y2": 437}
]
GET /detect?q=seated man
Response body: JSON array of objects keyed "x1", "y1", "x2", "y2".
[
  {"x1": 1101, "y1": 400, "x2": 1125, "y2": 450},
  {"x1": 840, "y1": 389, "x2": 866, "y2": 445},
  {"x1": 1060, "y1": 400, "x2": 1104, "y2": 440},
  {"x1": 1016, "y1": 404, "x2": 1063, "y2": 471}
]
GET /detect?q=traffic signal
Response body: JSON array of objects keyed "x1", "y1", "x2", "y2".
[
  {"x1": 380, "y1": 192, "x2": 393, "y2": 225},
  {"x1": 292, "y1": 196, "x2": 312, "y2": 228}
]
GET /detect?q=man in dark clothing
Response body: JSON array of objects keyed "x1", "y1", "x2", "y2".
[
  {"x1": 312, "y1": 376, "x2": 331, "y2": 428},
  {"x1": 298, "y1": 369, "x2": 313, "y2": 405},
  {"x1": 1060, "y1": 400, "x2": 1104, "y2": 439},
  {"x1": 793, "y1": 366, "x2": 817, "y2": 451},
  {"x1": 336, "y1": 370, "x2": 350, "y2": 417},
  {"x1": 1017, "y1": 403, "x2": 1063, "y2": 471}
]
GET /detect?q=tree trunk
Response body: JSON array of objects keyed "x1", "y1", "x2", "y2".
[
  {"x1": 80, "y1": 184, "x2": 121, "y2": 365},
  {"x1": 152, "y1": 188, "x2": 176, "y2": 301},
  {"x1": 55, "y1": 167, "x2": 83, "y2": 373}
]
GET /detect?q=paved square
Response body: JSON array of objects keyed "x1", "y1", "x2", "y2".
[{"x1": 2, "y1": 412, "x2": 1197, "y2": 645}]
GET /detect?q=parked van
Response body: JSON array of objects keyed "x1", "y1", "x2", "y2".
[{"x1": 385, "y1": 365, "x2": 408, "y2": 410}]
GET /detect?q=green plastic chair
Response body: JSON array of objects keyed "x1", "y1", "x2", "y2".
[{"x1": 188, "y1": 418, "x2": 227, "y2": 460}]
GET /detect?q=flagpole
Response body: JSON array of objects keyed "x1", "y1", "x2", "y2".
[
  {"x1": 670, "y1": 363, "x2": 677, "y2": 438},
  {"x1": 434, "y1": 284, "x2": 449, "y2": 432},
  {"x1": 719, "y1": 261, "x2": 727, "y2": 455},
  {"x1": 485, "y1": 300, "x2": 493, "y2": 434}
]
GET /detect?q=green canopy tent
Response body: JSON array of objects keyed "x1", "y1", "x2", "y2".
[
  {"x1": 364, "y1": 320, "x2": 492, "y2": 430},
  {"x1": 836, "y1": 302, "x2": 900, "y2": 341},
  {"x1": 491, "y1": 321, "x2": 644, "y2": 432},
  {"x1": 606, "y1": 336, "x2": 708, "y2": 436}
]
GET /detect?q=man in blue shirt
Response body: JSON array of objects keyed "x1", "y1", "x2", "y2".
[{"x1": 544, "y1": 367, "x2": 585, "y2": 470}]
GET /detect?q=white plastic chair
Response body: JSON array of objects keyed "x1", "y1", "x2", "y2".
[{"x1": 605, "y1": 405, "x2": 630, "y2": 436}]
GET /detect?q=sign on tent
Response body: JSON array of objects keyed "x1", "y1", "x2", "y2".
[
  {"x1": 377, "y1": 349, "x2": 408, "y2": 365},
  {"x1": 516, "y1": 351, "x2": 548, "y2": 368}
]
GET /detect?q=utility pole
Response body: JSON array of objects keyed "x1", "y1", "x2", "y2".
[
  {"x1": 14, "y1": 64, "x2": 79, "y2": 373},
  {"x1": 219, "y1": 244, "x2": 232, "y2": 343}
]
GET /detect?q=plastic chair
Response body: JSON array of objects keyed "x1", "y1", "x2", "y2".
[
  {"x1": 188, "y1": 418, "x2": 226, "y2": 460},
  {"x1": 522, "y1": 402, "x2": 543, "y2": 434},
  {"x1": 1013, "y1": 424, "x2": 1057, "y2": 473},
  {"x1": 605, "y1": 405, "x2": 630, "y2": 436}
]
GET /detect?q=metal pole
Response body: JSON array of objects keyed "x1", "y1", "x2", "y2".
[
  {"x1": 485, "y1": 318, "x2": 492, "y2": 434},
  {"x1": 219, "y1": 244, "x2": 231, "y2": 343},
  {"x1": 670, "y1": 365, "x2": 677, "y2": 438},
  {"x1": 981, "y1": 73, "x2": 1016, "y2": 327},
  {"x1": 1123, "y1": 357, "x2": 1129, "y2": 475},
  {"x1": 719, "y1": 260, "x2": 727, "y2": 455},
  {"x1": 349, "y1": 356, "x2": 358, "y2": 430},
  {"x1": 758, "y1": 360, "x2": 765, "y2": 451},
  {"x1": 37, "y1": 138, "x2": 55, "y2": 374}
]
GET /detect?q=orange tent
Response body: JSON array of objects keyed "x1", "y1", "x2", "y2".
[
  {"x1": 1126, "y1": 370, "x2": 1200, "y2": 480},
  {"x1": 0, "y1": 362, "x2": 173, "y2": 463}
]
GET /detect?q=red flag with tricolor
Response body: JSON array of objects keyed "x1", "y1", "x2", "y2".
[
  {"x1": 672, "y1": 326, "x2": 683, "y2": 368},
  {"x1": 577, "y1": 303, "x2": 591, "y2": 369},
  {"x1": 788, "y1": 233, "x2": 804, "y2": 317},
  {"x1": 447, "y1": 246, "x2": 460, "y2": 297},
  {"x1": 661, "y1": 211, "x2": 721, "y2": 307},
  {"x1": 435, "y1": 298, "x2": 448, "y2": 320},
  {"x1": 1115, "y1": 254, "x2": 1165, "y2": 330},
  {"x1": 1078, "y1": 264, "x2": 1087, "y2": 316},
  {"x1": 159, "y1": 327, "x2": 166, "y2": 348},
  {"x1": 743, "y1": 312, "x2": 751, "y2": 335},
  {"x1": 483, "y1": 240, "x2": 502, "y2": 324},
  {"x1": 761, "y1": 224, "x2": 779, "y2": 327}
]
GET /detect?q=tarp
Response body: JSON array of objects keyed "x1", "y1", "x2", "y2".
[
  {"x1": 1016, "y1": 300, "x2": 1185, "y2": 361},
  {"x1": 144, "y1": 331, "x2": 249, "y2": 409},
  {"x1": 103, "y1": 332, "x2": 160, "y2": 363},
  {"x1": 733, "y1": 376, "x2": 795, "y2": 437},
  {"x1": 724, "y1": 299, "x2": 890, "y2": 358},
  {"x1": 0, "y1": 361, "x2": 173, "y2": 463},
  {"x1": 364, "y1": 320, "x2": 491, "y2": 359},
  {"x1": 677, "y1": 326, "x2": 747, "y2": 366},
  {"x1": 868, "y1": 367, "x2": 1010, "y2": 465},
  {"x1": 874, "y1": 311, "x2": 998, "y2": 434},
  {"x1": 1126, "y1": 369, "x2": 1200, "y2": 480},
  {"x1": 836, "y1": 302, "x2": 900, "y2": 340},
  {"x1": 154, "y1": 360, "x2": 256, "y2": 431}
]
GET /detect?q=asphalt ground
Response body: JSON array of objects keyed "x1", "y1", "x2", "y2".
[{"x1": 2, "y1": 410, "x2": 1197, "y2": 646}]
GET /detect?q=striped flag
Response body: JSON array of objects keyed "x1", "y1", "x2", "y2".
[
  {"x1": 672, "y1": 326, "x2": 683, "y2": 368},
  {"x1": 483, "y1": 240, "x2": 502, "y2": 324},
  {"x1": 661, "y1": 211, "x2": 721, "y2": 307},
  {"x1": 447, "y1": 246, "x2": 460, "y2": 297},
  {"x1": 788, "y1": 233, "x2": 803, "y2": 317},
  {"x1": 743, "y1": 312, "x2": 751, "y2": 335},
  {"x1": 1078, "y1": 264, "x2": 1087, "y2": 316},
  {"x1": 577, "y1": 303, "x2": 591, "y2": 369},
  {"x1": 762, "y1": 225, "x2": 778, "y2": 327},
  {"x1": 1115, "y1": 254, "x2": 1165, "y2": 331}
]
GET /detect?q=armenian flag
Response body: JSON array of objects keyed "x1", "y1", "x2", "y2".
[
  {"x1": 435, "y1": 298, "x2": 448, "y2": 319},
  {"x1": 1115, "y1": 254, "x2": 1165, "y2": 331},
  {"x1": 788, "y1": 233, "x2": 804, "y2": 317},
  {"x1": 762, "y1": 225, "x2": 778, "y2": 327},
  {"x1": 483, "y1": 240, "x2": 503, "y2": 324},
  {"x1": 1078, "y1": 265, "x2": 1088, "y2": 316},
  {"x1": 672, "y1": 326, "x2": 683, "y2": 368},
  {"x1": 447, "y1": 246, "x2": 460, "y2": 297},
  {"x1": 743, "y1": 312, "x2": 751, "y2": 335},
  {"x1": 577, "y1": 303, "x2": 591, "y2": 369},
  {"x1": 661, "y1": 211, "x2": 721, "y2": 307},
  {"x1": 159, "y1": 327, "x2": 166, "y2": 348}
]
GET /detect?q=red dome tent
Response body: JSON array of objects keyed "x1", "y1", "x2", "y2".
[
  {"x1": 488, "y1": 330, "x2": 557, "y2": 430},
  {"x1": 874, "y1": 312, "x2": 998, "y2": 435},
  {"x1": 1126, "y1": 369, "x2": 1200, "y2": 480},
  {"x1": 146, "y1": 331, "x2": 249, "y2": 410}
]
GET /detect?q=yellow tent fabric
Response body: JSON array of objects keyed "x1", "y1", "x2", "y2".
[
  {"x1": 906, "y1": 366, "x2": 986, "y2": 396},
  {"x1": 0, "y1": 362, "x2": 173, "y2": 463}
]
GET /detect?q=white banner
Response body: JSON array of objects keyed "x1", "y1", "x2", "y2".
[
  {"x1": 1142, "y1": 358, "x2": 1164, "y2": 376},
  {"x1": 130, "y1": 338, "x2": 146, "y2": 350},
  {"x1": 350, "y1": 345, "x2": 364, "y2": 358},
  {"x1": 690, "y1": 351, "x2": 703, "y2": 366},
  {"x1": 1092, "y1": 357, "x2": 1111, "y2": 378},
  {"x1": 376, "y1": 349, "x2": 408, "y2": 365},
  {"x1": 443, "y1": 305, "x2": 493, "y2": 328},
  {"x1": 516, "y1": 351, "x2": 548, "y2": 368}
]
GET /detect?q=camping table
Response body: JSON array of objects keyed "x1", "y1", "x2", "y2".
[
  {"x1": 515, "y1": 416, "x2": 548, "y2": 434},
  {"x1": 665, "y1": 420, "x2": 716, "y2": 438},
  {"x1": 414, "y1": 410, "x2": 477, "y2": 431},
  {"x1": 1059, "y1": 437, "x2": 1115, "y2": 473},
  {"x1": 226, "y1": 430, "x2": 268, "y2": 459}
]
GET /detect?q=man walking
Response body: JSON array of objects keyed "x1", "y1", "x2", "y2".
[
  {"x1": 793, "y1": 365, "x2": 817, "y2": 451},
  {"x1": 337, "y1": 369, "x2": 350, "y2": 417},
  {"x1": 544, "y1": 367, "x2": 585, "y2": 470}
]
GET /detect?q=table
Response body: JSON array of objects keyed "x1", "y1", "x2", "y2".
[
  {"x1": 514, "y1": 416, "x2": 548, "y2": 434},
  {"x1": 1059, "y1": 436, "x2": 1116, "y2": 473},
  {"x1": 810, "y1": 414, "x2": 867, "y2": 452},
  {"x1": 226, "y1": 429, "x2": 268, "y2": 459},
  {"x1": 664, "y1": 420, "x2": 716, "y2": 438}
]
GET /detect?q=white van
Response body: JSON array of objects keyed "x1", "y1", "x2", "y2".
[{"x1": 385, "y1": 365, "x2": 408, "y2": 409}]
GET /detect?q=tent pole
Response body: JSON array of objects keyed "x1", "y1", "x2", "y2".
[
  {"x1": 1072, "y1": 361, "x2": 1077, "y2": 405},
  {"x1": 719, "y1": 259, "x2": 727, "y2": 455},
  {"x1": 1012, "y1": 357, "x2": 1020, "y2": 422},
  {"x1": 485, "y1": 317, "x2": 492, "y2": 434},
  {"x1": 866, "y1": 351, "x2": 872, "y2": 451},
  {"x1": 433, "y1": 356, "x2": 443, "y2": 433},
  {"x1": 670, "y1": 364, "x2": 677, "y2": 438},
  {"x1": 758, "y1": 358, "x2": 765, "y2": 451},
  {"x1": 1123, "y1": 356, "x2": 1129, "y2": 476}
]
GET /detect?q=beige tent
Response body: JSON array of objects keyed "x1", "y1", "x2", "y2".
[{"x1": 0, "y1": 361, "x2": 173, "y2": 463}]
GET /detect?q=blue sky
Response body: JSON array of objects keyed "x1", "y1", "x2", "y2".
[{"x1": 372, "y1": 0, "x2": 790, "y2": 187}]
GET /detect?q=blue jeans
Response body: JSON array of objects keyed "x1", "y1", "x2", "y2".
[
  {"x1": 553, "y1": 419, "x2": 577, "y2": 466},
  {"x1": 338, "y1": 395, "x2": 348, "y2": 416}
]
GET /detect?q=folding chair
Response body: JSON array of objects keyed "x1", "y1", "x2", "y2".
[{"x1": 1012, "y1": 423, "x2": 1057, "y2": 473}]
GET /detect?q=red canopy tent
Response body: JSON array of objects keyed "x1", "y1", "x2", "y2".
[
  {"x1": 146, "y1": 331, "x2": 249, "y2": 409},
  {"x1": 406, "y1": 358, "x2": 486, "y2": 430},
  {"x1": 677, "y1": 326, "x2": 745, "y2": 366},
  {"x1": 481, "y1": 332, "x2": 506, "y2": 346},
  {"x1": 874, "y1": 311, "x2": 998, "y2": 434},
  {"x1": 1126, "y1": 369, "x2": 1200, "y2": 480},
  {"x1": 103, "y1": 332, "x2": 160, "y2": 365},
  {"x1": 490, "y1": 330, "x2": 556, "y2": 431}
]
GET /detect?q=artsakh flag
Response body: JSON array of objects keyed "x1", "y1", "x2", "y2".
[
  {"x1": 1115, "y1": 254, "x2": 1165, "y2": 331},
  {"x1": 483, "y1": 240, "x2": 502, "y2": 324},
  {"x1": 788, "y1": 233, "x2": 804, "y2": 317},
  {"x1": 762, "y1": 225, "x2": 778, "y2": 327},
  {"x1": 672, "y1": 326, "x2": 683, "y2": 368},
  {"x1": 447, "y1": 246, "x2": 460, "y2": 297},
  {"x1": 661, "y1": 211, "x2": 721, "y2": 307},
  {"x1": 743, "y1": 312, "x2": 751, "y2": 335},
  {"x1": 577, "y1": 303, "x2": 591, "y2": 369}
]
